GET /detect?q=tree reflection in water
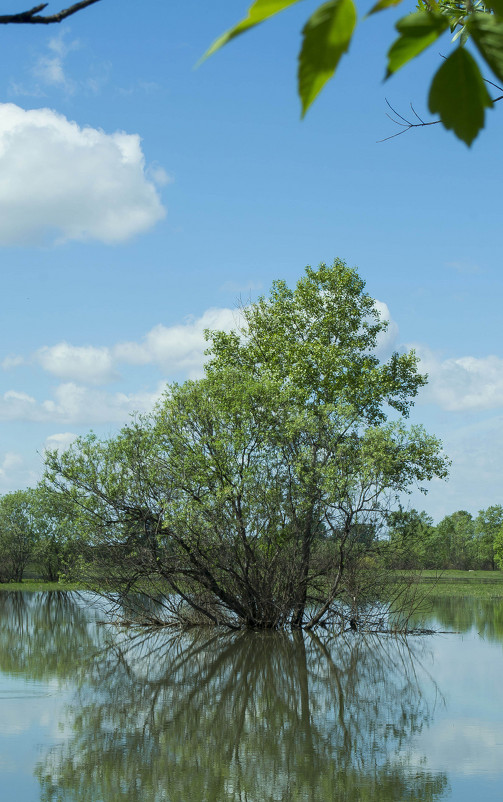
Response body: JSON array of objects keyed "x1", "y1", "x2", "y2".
[
  {"x1": 425, "y1": 596, "x2": 503, "y2": 644},
  {"x1": 0, "y1": 594, "x2": 444, "y2": 802},
  {"x1": 0, "y1": 591, "x2": 102, "y2": 681}
]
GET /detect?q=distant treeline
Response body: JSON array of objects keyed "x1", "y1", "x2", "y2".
[
  {"x1": 0, "y1": 487, "x2": 502, "y2": 583},
  {"x1": 385, "y1": 507, "x2": 503, "y2": 571},
  {"x1": 0, "y1": 488, "x2": 81, "y2": 583}
]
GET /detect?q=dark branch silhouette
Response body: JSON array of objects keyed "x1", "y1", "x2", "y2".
[
  {"x1": 380, "y1": 76, "x2": 503, "y2": 142},
  {"x1": 0, "y1": 1, "x2": 100, "y2": 25}
]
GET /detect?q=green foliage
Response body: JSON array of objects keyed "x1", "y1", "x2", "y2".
[
  {"x1": 474, "y1": 504, "x2": 503, "y2": 568},
  {"x1": 202, "y1": 0, "x2": 304, "y2": 60},
  {"x1": 386, "y1": 11, "x2": 449, "y2": 78},
  {"x1": 298, "y1": 0, "x2": 357, "y2": 116},
  {"x1": 386, "y1": 505, "x2": 503, "y2": 571},
  {"x1": 0, "y1": 490, "x2": 39, "y2": 582},
  {"x1": 434, "y1": 510, "x2": 475, "y2": 569},
  {"x1": 206, "y1": 0, "x2": 503, "y2": 144},
  {"x1": 470, "y1": 13, "x2": 503, "y2": 81},
  {"x1": 494, "y1": 520, "x2": 503, "y2": 568},
  {"x1": 386, "y1": 508, "x2": 436, "y2": 569},
  {"x1": 0, "y1": 486, "x2": 82, "y2": 583},
  {"x1": 30, "y1": 487, "x2": 83, "y2": 582},
  {"x1": 428, "y1": 47, "x2": 492, "y2": 145},
  {"x1": 45, "y1": 260, "x2": 448, "y2": 630}
]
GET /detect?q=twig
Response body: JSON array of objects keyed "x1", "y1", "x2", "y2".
[
  {"x1": 378, "y1": 99, "x2": 441, "y2": 142},
  {"x1": 378, "y1": 81, "x2": 503, "y2": 142},
  {"x1": 0, "y1": 0, "x2": 100, "y2": 25}
]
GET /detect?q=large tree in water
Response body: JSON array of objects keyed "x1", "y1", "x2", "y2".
[{"x1": 45, "y1": 259, "x2": 449, "y2": 629}]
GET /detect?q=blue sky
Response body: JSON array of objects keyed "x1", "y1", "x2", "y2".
[{"x1": 0, "y1": 0, "x2": 501, "y2": 522}]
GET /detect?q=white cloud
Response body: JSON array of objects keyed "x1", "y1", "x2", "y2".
[
  {"x1": 33, "y1": 32, "x2": 80, "y2": 92},
  {"x1": 114, "y1": 307, "x2": 242, "y2": 378},
  {"x1": 47, "y1": 382, "x2": 164, "y2": 424},
  {"x1": 0, "y1": 103, "x2": 166, "y2": 245},
  {"x1": 0, "y1": 382, "x2": 164, "y2": 424},
  {"x1": 146, "y1": 164, "x2": 172, "y2": 187},
  {"x1": 406, "y1": 412, "x2": 503, "y2": 521},
  {"x1": 35, "y1": 343, "x2": 118, "y2": 385},
  {"x1": 0, "y1": 390, "x2": 38, "y2": 419},
  {"x1": 2, "y1": 354, "x2": 24, "y2": 369},
  {"x1": 415, "y1": 346, "x2": 503, "y2": 411},
  {"x1": 9, "y1": 32, "x2": 85, "y2": 97},
  {"x1": 373, "y1": 300, "x2": 399, "y2": 357},
  {"x1": 0, "y1": 307, "x2": 241, "y2": 427},
  {"x1": 405, "y1": 718, "x2": 503, "y2": 776},
  {"x1": 0, "y1": 452, "x2": 23, "y2": 474},
  {"x1": 44, "y1": 432, "x2": 78, "y2": 453},
  {"x1": 0, "y1": 451, "x2": 38, "y2": 493}
]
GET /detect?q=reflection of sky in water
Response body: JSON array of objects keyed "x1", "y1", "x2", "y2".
[
  {"x1": 0, "y1": 593, "x2": 503, "y2": 801},
  {"x1": 0, "y1": 675, "x2": 73, "y2": 802},
  {"x1": 394, "y1": 629, "x2": 503, "y2": 801}
]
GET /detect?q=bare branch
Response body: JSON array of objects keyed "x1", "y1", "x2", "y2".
[
  {"x1": 378, "y1": 99, "x2": 441, "y2": 142},
  {"x1": 380, "y1": 67, "x2": 503, "y2": 142},
  {"x1": 0, "y1": 0, "x2": 100, "y2": 25}
]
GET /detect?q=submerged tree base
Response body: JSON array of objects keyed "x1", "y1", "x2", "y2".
[{"x1": 86, "y1": 565, "x2": 430, "y2": 636}]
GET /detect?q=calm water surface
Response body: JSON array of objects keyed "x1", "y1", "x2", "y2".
[{"x1": 0, "y1": 592, "x2": 502, "y2": 801}]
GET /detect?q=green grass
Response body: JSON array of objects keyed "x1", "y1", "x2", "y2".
[
  {"x1": 0, "y1": 580, "x2": 83, "y2": 592},
  {"x1": 2, "y1": 570, "x2": 503, "y2": 598},
  {"x1": 413, "y1": 569, "x2": 503, "y2": 599}
]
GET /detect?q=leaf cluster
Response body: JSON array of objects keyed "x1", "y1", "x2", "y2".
[{"x1": 205, "y1": 0, "x2": 503, "y2": 144}]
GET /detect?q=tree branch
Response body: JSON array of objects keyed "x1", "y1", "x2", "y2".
[
  {"x1": 0, "y1": 0, "x2": 100, "y2": 25},
  {"x1": 378, "y1": 89, "x2": 503, "y2": 142}
]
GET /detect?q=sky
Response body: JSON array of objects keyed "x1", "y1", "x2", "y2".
[{"x1": 0, "y1": 0, "x2": 501, "y2": 523}]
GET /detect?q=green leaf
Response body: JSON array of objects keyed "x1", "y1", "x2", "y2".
[
  {"x1": 469, "y1": 13, "x2": 503, "y2": 83},
  {"x1": 428, "y1": 48, "x2": 492, "y2": 146},
  {"x1": 297, "y1": 0, "x2": 357, "y2": 117},
  {"x1": 386, "y1": 11, "x2": 449, "y2": 78},
  {"x1": 367, "y1": 0, "x2": 405, "y2": 18},
  {"x1": 201, "y1": 0, "x2": 304, "y2": 62}
]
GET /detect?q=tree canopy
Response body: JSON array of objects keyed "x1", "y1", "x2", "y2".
[
  {"x1": 205, "y1": 0, "x2": 503, "y2": 146},
  {"x1": 44, "y1": 260, "x2": 449, "y2": 630}
]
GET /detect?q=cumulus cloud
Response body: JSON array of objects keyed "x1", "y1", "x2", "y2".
[
  {"x1": 44, "y1": 432, "x2": 78, "y2": 453},
  {"x1": 3, "y1": 307, "x2": 241, "y2": 387},
  {"x1": 0, "y1": 452, "x2": 23, "y2": 474},
  {"x1": 0, "y1": 307, "x2": 242, "y2": 424},
  {"x1": 3, "y1": 302, "x2": 397, "y2": 389},
  {"x1": 0, "y1": 383, "x2": 164, "y2": 425},
  {"x1": 373, "y1": 300, "x2": 399, "y2": 357},
  {"x1": 414, "y1": 346, "x2": 503, "y2": 411},
  {"x1": 0, "y1": 103, "x2": 166, "y2": 245},
  {"x1": 114, "y1": 307, "x2": 243, "y2": 378},
  {"x1": 35, "y1": 343, "x2": 118, "y2": 385},
  {"x1": 0, "y1": 451, "x2": 38, "y2": 493}
]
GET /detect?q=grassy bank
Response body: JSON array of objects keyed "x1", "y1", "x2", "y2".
[
  {"x1": 0, "y1": 580, "x2": 83, "y2": 592},
  {"x1": 413, "y1": 570, "x2": 503, "y2": 599},
  {"x1": 2, "y1": 570, "x2": 503, "y2": 598}
]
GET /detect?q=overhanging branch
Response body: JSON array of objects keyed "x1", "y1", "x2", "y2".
[
  {"x1": 380, "y1": 75, "x2": 503, "y2": 142},
  {"x1": 0, "y1": 0, "x2": 101, "y2": 25}
]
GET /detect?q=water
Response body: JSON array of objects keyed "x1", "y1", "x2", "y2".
[{"x1": 0, "y1": 592, "x2": 502, "y2": 801}]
